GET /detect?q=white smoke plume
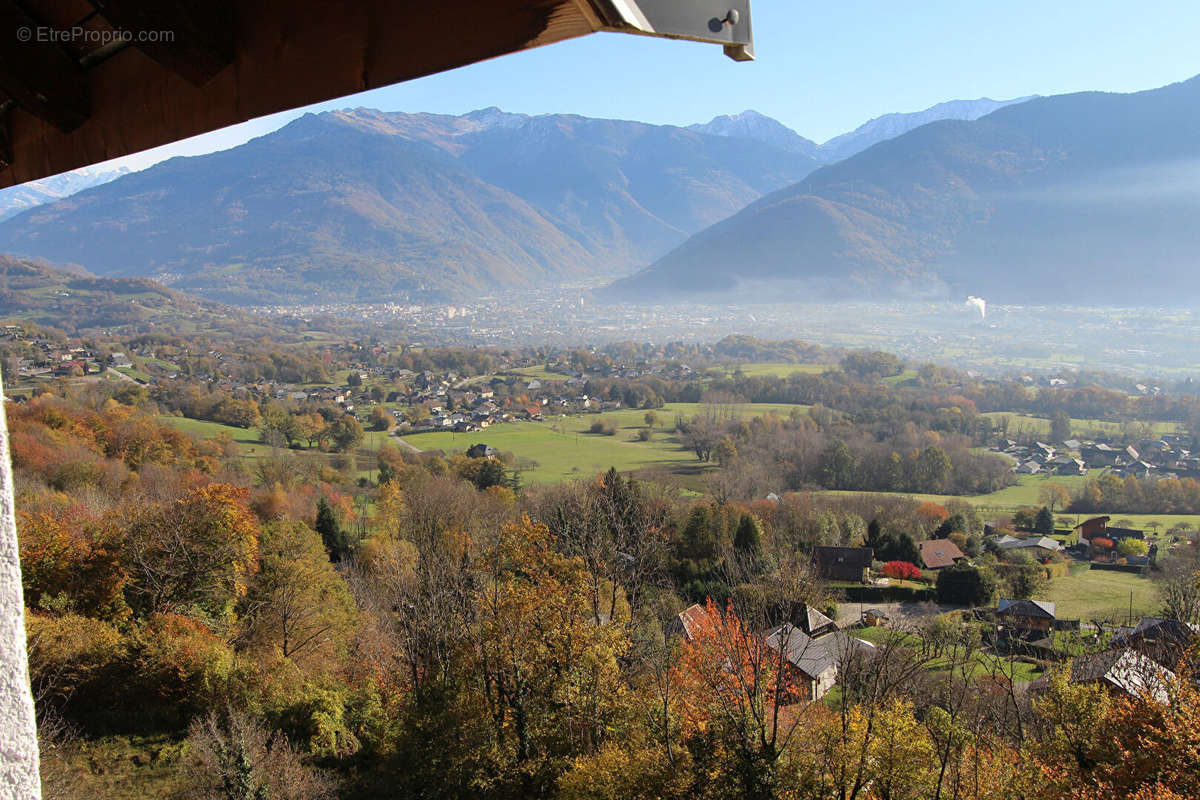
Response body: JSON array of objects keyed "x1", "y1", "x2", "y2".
[{"x1": 965, "y1": 296, "x2": 986, "y2": 319}]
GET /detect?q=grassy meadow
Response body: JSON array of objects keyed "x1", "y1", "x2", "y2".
[
  {"x1": 401, "y1": 401, "x2": 808, "y2": 484},
  {"x1": 717, "y1": 362, "x2": 835, "y2": 378},
  {"x1": 1043, "y1": 567, "x2": 1160, "y2": 624},
  {"x1": 981, "y1": 411, "x2": 1183, "y2": 437}
]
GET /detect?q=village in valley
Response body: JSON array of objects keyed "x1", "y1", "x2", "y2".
[{"x1": 5, "y1": 313, "x2": 1197, "y2": 723}]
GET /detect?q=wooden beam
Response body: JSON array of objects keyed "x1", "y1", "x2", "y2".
[
  {"x1": 0, "y1": 0, "x2": 90, "y2": 132},
  {"x1": 0, "y1": 113, "x2": 11, "y2": 171},
  {"x1": 89, "y1": 0, "x2": 235, "y2": 86},
  {"x1": 0, "y1": 0, "x2": 600, "y2": 184}
]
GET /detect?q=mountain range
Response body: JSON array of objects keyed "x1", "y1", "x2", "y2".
[
  {"x1": 0, "y1": 166, "x2": 130, "y2": 221},
  {"x1": 0, "y1": 109, "x2": 820, "y2": 304},
  {"x1": 5, "y1": 79, "x2": 1197, "y2": 308},
  {"x1": 689, "y1": 96, "x2": 1034, "y2": 164},
  {"x1": 608, "y1": 76, "x2": 1200, "y2": 305},
  {"x1": 0, "y1": 93, "x2": 1044, "y2": 305}
]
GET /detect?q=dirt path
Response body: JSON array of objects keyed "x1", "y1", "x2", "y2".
[{"x1": 391, "y1": 433, "x2": 423, "y2": 453}]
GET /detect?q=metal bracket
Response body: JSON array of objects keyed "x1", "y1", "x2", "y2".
[{"x1": 589, "y1": 0, "x2": 754, "y2": 61}]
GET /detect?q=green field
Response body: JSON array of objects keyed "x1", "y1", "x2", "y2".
[
  {"x1": 718, "y1": 362, "x2": 835, "y2": 378},
  {"x1": 506, "y1": 365, "x2": 567, "y2": 381},
  {"x1": 1043, "y1": 567, "x2": 1160, "y2": 624},
  {"x1": 981, "y1": 411, "x2": 1183, "y2": 437},
  {"x1": 400, "y1": 401, "x2": 809, "y2": 484},
  {"x1": 822, "y1": 474, "x2": 1085, "y2": 511},
  {"x1": 825, "y1": 473, "x2": 1200, "y2": 533},
  {"x1": 853, "y1": 625, "x2": 1042, "y2": 681},
  {"x1": 158, "y1": 416, "x2": 260, "y2": 450},
  {"x1": 158, "y1": 415, "x2": 395, "y2": 481}
]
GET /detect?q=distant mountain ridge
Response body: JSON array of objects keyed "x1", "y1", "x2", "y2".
[
  {"x1": 687, "y1": 110, "x2": 821, "y2": 159},
  {"x1": 691, "y1": 96, "x2": 1037, "y2": 165},
  {"x1": 0, "y1": 166, "x2": 129, "y2": 221},
  {"x1": 0, "y1": 108, "x2": 820, "y2": 304},
  {"x1": 606, "y1": 76, "x2": 1200, "y2": 306},
  {"x1": 0, "y1": 255, "x2": 254, "y2": 335},
  {"x1": 816, "y1": 96, "x2": 1037, "y2": 163}
]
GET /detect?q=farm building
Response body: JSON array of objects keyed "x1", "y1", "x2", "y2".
[
  {"x1": 861, "y1": 608, "x2": 890, "y2": 627},
  {"x1": 995, "y1": 535, "x2": 1063, "y2": 558}
]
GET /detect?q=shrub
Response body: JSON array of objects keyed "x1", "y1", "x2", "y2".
[
  {"x1": 935, "y1": 563, "x2": 998, "y2": 607},
  {"x1": 180, "y1": 708, "x2": 337, "y2": 800},
  {"x1": 1117, "y1": 538, "x2": 1148, "y2": 556},
  {"x1": 135, "y1": 614, "x2": 237, "y2": 717},
  {"x1": 26, "y1": 613, "x2": 129, "y2": 707}
]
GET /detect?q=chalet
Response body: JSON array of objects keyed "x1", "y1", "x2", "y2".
[
  {"x1": 1016, "y1": 461, "x2": 1041, "y2": 475},
  {"x1": 812, "y1": 546, "x2": 874, "y2": 583},
  {"x1": 996, "y1": 598, "x2": 1056, "y2": 635},
  {"x1": 108, "y1": 352, "x2": 133, "y2": 368},
  {"x1": 1050, "y1": 454, "x2": 1087, "y2": 475},
  {"x1": 1074, "y1": 516, "x2": 1107, "y2": 540},
  {"x1": 764, "y1": 623, "x2": 876, "y2": 703},
  {"x1": 1076, "y1": 516, "x2": 1145, "y2": 545},
  {"x1": 919, "y1": 538, "x2": 966, "y2": 570},
  {"x1": 466, "y1": 443, "x2": 497, "y2": 459}
]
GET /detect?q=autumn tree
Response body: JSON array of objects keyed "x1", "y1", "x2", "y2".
[
  {"x1": 474, "y1": 515, "x2": 630, "y2": 795},
  {"x1": 1039, "y1": 483, "x2": 1071, "y2": 514},
  {"x1": 327, "y1": 415, "x2": 364, "y2": 453},
  {"x1": 240, "y1": 521, "x2": 357, "y2": 669},
  {"x1": 124, "y1": 483, "x2": 261, "y2": 619}
]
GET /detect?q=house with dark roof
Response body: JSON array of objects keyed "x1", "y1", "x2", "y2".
[
  {"x1": 1074, "y1": 516, "x2": 1113, "y2": 541},
  {"x1": 812, "y1": 546, "x2": 874, "y2": 583},
  {"x1": 764, "y1": 623, "x2": 876, "y2": 703},
  {"x1": 997, "y1": 598, "x2": 1056, "y2": 635},
  {"x1": 919, "y1": 538, "x2": 966, "y2": 570}
]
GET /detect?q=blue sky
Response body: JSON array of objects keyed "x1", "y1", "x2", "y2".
[{"x1": 105, "y1": 0, "x2": 1200, "y2": 171}]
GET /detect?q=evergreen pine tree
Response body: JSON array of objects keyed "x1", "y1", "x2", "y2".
[
  {"x1": 733, "y1": 514, "x2": 763, "y2": 559},
  {"x1": 315, "y1": 498, "x2": 346, "y2": 562}
]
